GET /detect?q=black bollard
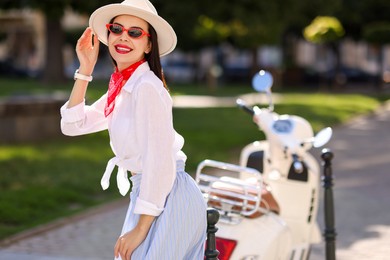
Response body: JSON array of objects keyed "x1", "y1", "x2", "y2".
[
  {"x1": 321, "y1": 148, "x2": 337, "y2": 260},
  {"x1": 205, "y1": 208, "x2": 220, "y2": 260}
]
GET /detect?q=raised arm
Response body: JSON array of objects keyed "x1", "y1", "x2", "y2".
[{"x1": 67, "y1": 27, "x2": 100, "y2": 108}]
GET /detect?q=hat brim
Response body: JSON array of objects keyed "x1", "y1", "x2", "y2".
[{"x1": 89, "y1": 4, "x2": 177, "y2": 57}]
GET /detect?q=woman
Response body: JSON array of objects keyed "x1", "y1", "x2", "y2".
[{"x1": 60, "y1": 0, "x2": 207, "y2": 259}]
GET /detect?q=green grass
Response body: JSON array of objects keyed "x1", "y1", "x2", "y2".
[
  {"x1": 0, "y1": 77, "x2": 255, "y2": 100},
  {"x1": 0, "y1": 77, "x2": 388, "y2": 240},
  {"x1": 276, "y1": 93, "x2": 382, "y2": 130},
  {"x1": 0, "y1": 133, "x2": 116, "y2": 238}
]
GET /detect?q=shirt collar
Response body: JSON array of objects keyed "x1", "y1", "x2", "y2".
[{"x1": 122, "y1": 62, "x2": 150, "y2": 93}]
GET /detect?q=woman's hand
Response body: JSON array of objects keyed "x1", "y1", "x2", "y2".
[
  {"x1": 75, "y1": 27, "x2": 99, "y2": 75},
  {"x1": 114, "y1": 215, "x2": 155, "y2": 260},
  {"x1": 114, "y1": 227, "x2": 147, "y2": 260}
]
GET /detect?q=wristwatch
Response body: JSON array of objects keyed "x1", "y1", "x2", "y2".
[{"x1": 74, "y1": 69, "x2": 93, "y2": 82}]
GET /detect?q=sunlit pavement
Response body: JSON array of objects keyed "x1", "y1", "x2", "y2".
[
  {"x1": 0, "y1": 95, "x2": 389, "y2": 260},
  {"x1": 311, "y1": 100, "x2": 390, "y2": 260},
  {"x1": 0, "y1": 200, "x2": 127, "y2": 260}
]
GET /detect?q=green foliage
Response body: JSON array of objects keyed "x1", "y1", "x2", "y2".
[
  {"x1": 362, "y1": 22, "x2": 390, "y2": 45},
  {"x1": 153, "y1": 0, "x2": 202, "y2": 50},
  {"x1": 0, "y1": 0, "x2": 116, "y2": 18},
  {"x1": 336, "y1": 0, "x2": 390, "y2": 39},
  {"x1": 286, "y1": 0, "x2": 342, "y2": 29},
  {"x1": 156, "y1": 0, "x2": 295, "y2": 49},
  {"x1": 221, "y1": 0, "x2": 283, "y2": 47},
  {"x1": 304, "y1": 16, "x2": 345, "y2": 44},
  {"x1": 194, "y1": 16, "x2": 247, "y2": 45}
]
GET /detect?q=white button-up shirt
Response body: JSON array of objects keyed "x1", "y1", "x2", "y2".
[{"x1": 60, "y1": 63, "x2": 186, "y2": 216}]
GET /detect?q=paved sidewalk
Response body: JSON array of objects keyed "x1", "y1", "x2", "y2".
[
  {"x1": 0, "y1": 200, "x2": 128, "y2": 260},
  {"x1": 310, "y1": 100, "x2": 390, "y2": 260},
  {"x1": 171, "y1": 92, "x2": 280, "y2": 108},
  {"x1": 0, "y1": 95, "x2": 389, "y2": 260}
]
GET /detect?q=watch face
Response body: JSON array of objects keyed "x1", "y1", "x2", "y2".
[{"x1": 272, "y1": 119, "x2": 293, "y2": 134}]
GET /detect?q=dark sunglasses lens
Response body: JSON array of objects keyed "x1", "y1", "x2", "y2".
[
  {"x1": 128, "y1": 29, "x2": 143, "y2": 38},
  {"x1": 109, "y1": 24, "x2": 123, "y2": 34}
]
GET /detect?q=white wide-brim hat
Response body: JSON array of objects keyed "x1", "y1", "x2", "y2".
[{"x1": 89, "y1": 0, "x2": 177, "y2": 56}]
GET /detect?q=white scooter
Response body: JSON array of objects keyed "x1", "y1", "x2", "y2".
[{"x1": 197, "y1": 70, "x2": 333, "y2": 260}]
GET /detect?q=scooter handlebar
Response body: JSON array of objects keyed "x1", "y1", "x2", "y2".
[{"x1": 236, "y1": 99, "x2": 254, "y2": 115}]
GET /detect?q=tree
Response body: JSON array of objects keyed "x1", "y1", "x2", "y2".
[
  {"x1": 0, "y1": 0, "x2": 113, "y2": 84},
  {"x1": 304, "y1": 16, "x2": 345, "y2": 87},
  {"x1": 336, "y1": 0, "x2": 390, "y2": 89},
  {"x1": 363, "y1": 22, "x2": 390, "y2": 90},
  {"x1": 201, "y1": 0, "x2": 285, "y2": 71},
  {"x1": 336, "y1": 0, "x2": 390, "y2": 40},
  {"x1": 153, "y1": 0, "x2": 202, "y2": 51},
  {"x1": 304, "y1": 16, "x2": 345, "y2": 44},
  {"x1": 156, "y1": 0, "x2": 342, "y2": 83}
]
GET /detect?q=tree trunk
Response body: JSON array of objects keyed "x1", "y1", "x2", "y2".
[
  {"x1": 43, "y1": 17, "x2": 65, "y2": 84},
  {"x1": 330, "y1": 42, "x2": 342, "y2": 90},
  {"x1": 375, "y1": 45, "x2": 384, "y2": 93}
]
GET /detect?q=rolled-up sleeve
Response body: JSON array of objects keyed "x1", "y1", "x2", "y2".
[
  {"x1": 60, "y1": 94, "x2": 108, "y2": 136},
  {"x1": 60, "y1": 101, "x2": 86, "y2": 123},
  {"x1": 133, "y1": 82, "x2": 176, "y2": 216}
]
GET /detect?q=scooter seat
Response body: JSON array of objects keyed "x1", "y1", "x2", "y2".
[{"x1": 209, "y1": 177, "x2": 280, "y2": 218}]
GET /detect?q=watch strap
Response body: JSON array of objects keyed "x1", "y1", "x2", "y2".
[{"x1": 74, "y1": 69, "x2": 93, "y2": 82}]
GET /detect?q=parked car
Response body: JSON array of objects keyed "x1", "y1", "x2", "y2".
[
  {"x1": 304, "y1": 66, "x2": 378, "y2": 85},
  {"x1": 0, "y1": 60, "x2": 32, "y2": 78},
  {"x1": 162, "y1": 60, "x2": 196, "y2": 83},
  {"x1": 223, "y1": 65, "x2": 252, "y2": 83}
]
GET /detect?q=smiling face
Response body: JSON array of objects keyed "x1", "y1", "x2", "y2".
[{"x1": 108, "y1": 15, "x2": 152, "y2": 71}]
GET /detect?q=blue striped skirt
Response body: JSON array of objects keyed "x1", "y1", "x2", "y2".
[{"x1": 116, "y1": 161, "x2": 207, "y2": 260}]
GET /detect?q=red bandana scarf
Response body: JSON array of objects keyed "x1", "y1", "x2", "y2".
[{"x1": 104, "y1": 59, "x2": 146, "y2": 117}]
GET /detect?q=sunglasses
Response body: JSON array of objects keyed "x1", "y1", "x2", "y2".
[{"x1": 106, "y1": 24, "x2": 151, "y2": 39}]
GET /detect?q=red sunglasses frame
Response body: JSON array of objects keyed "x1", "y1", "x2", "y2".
[{"x1": 106, "y1": 24, "x2": 151, "y2": 38}]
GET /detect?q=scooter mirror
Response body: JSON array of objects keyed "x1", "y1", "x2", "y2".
[
  {"x1": 313, "y1": 127, "x2": 333, "y2": 148},
  {"x1": 252, "y1": 70, "x2": 273, "y2": 93}
]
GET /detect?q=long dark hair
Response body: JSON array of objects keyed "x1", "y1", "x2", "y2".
[
  {"x1": 107, "y1": 17, "x2": 168, "y2": 90},
  {"x1": 145, "y1": 25, "x2": 168, "y2": 90}
]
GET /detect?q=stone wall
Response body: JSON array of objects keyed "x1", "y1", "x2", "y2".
[{"x1": 0, "y1": 94, "x2": 67, "y2": 143}]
